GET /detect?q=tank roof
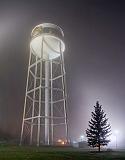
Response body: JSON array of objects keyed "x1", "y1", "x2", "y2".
[{"x1": 31, "y1": 23, "x2": 64, "y2": 39}]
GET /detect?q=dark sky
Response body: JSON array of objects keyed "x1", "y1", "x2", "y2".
[{"x1": 0, "y1": 0, "x2": 125, "y2": 146}]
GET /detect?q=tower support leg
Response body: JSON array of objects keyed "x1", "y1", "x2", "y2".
[
  {"x1": 30, "y1": 56, "x2": 38, "y2": 145},
  {"x1": 45, "y1": 57, "x2": 50, "y2": 145},
  {"x1": 20, "y1": 50, "x2": 32, "y2": 145},
  {"x1": 60, "y1": 42, "x2": 69, "y2": 144},
  {"x1": 50, "y1": 60, "x2": 53, "y2": 145}
]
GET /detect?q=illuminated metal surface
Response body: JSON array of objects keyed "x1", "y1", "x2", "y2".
[
  {"x1": 30, "y1": 23, "x2": 65, "y2": 60},
  {"x1": 20, "y1": 23, "x2": 68, "y2": 146}
]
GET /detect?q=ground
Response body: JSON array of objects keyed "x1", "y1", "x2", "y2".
[{"x1": 0, "y1": 146, "x2": 125, "y2": 160}]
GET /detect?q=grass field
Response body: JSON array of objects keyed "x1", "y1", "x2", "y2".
[{"x1": 0, "y1": 146, "x2": 124, "y2": 160}]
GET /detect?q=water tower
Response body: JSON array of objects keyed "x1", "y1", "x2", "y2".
[{"x1": 20, "y1": 23, "x2": 68, "y2": 146}]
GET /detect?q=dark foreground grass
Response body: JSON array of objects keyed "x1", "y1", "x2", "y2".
[{"x1": 0, "y1": 146, "x2": 124, "y2": 160}]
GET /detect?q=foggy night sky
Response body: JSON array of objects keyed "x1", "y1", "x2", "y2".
[{"x1": 0, "y1": 0, "x2": 125, "y2": 146}]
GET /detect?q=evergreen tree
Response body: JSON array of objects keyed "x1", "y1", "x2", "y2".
[{"x1": 86, "y1": 101, "x2": 111, "y2": 152}]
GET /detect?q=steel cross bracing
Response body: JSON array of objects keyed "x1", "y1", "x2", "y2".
[{"x1": 20, "y1": 38, "x2": 68, "y2": 146}]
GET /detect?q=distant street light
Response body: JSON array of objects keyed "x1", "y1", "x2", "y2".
[
  {"x1": 114, "y1": 130, "x2": 119, "y2": 149},
  {"x1": 80, "y1": 135, "x2": 84, "y2": 142}
]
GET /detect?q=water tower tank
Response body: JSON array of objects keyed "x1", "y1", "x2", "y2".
[{"x1": 30, "y1": 23, "x2": 65, "y2": 60}]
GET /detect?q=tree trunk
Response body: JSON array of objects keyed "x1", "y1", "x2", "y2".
[{"x1": 98, "y1": 144, "x2": 100, "y2": 152}]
